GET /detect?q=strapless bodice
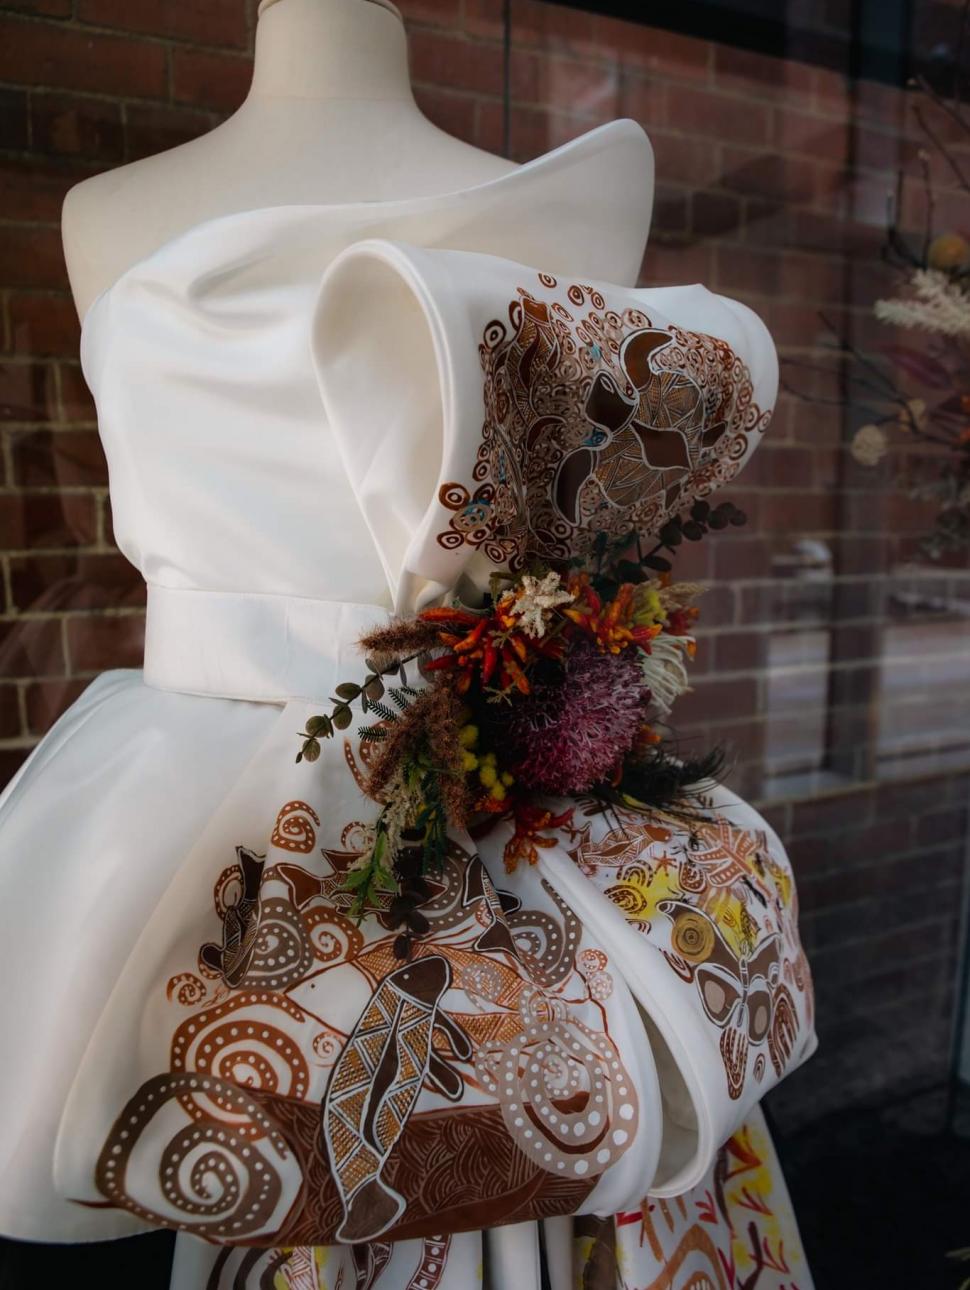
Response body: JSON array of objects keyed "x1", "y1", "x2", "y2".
[
  {"x1": 79, "y1": 120, "x2": 776, "y2": 641},
  {"x1": 80, "y1": 122, "x2": 655, "y2": 613}
]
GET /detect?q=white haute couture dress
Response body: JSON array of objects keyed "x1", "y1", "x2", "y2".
[{"x1": 0, "y1": 121, "x2": 817, "y2": 1289}]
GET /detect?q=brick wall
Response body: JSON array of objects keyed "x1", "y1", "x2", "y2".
[{"x1": 1, "y1": 0, "x2": 968, "y2": 1127}]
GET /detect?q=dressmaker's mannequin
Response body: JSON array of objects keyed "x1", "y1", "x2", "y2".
[{"x1": 62, "y1": 0, "x2": 516, "y2": 319}]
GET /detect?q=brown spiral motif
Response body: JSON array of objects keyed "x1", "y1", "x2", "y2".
[
  {"x1": 271, "y1": 801, "x2": 320, "y2": 854},
  {"x1": 438, "y1": 482, "x2": 469, "y2": 509},
  {"x1": 503, "y1": 879, "x2": 581, "y2": 989},
  {"x1": 311, "y1": 1027, "x2": 344, "y2": 1067},
  {"x1": 171, "y1": 991, "x2": 311, "y2": 1128},
  {"x1": 537, "y1": 272, "x2": 557, "y2": 287},
  {"x1": 671, "y1": 912, "x2": 716, "y2": 965},
  {"x1": 96, "y1": 1071, "x2": 295, "y2": 1239},
  {"x1": 578, "y1": 948, "x2": 607, "y2": 974},
  {"x1": 604, "y1": 864, "x2": 652, "y2": 922},
  {"x1": 567, "y1": 284, "x2": 586, "y2": 306},
  {"x1": 166, "y1": 973, "x2": 211, "y2": 1007},
  {"x1": 240, "y1": 899, "x2": 314, "y2": 989},
  {"x1": 481, "y1": 319, "x2": 507, "y2": 349},
  {"x1": 476, "y1": 989, "x2": 637, "y2": 1181},
  {"x1": 753, "y1": 1053, "x2": 767, "y2": 1082},
  {"x1": 303, "y1": 902, "x2": 364, "y2": 963}
]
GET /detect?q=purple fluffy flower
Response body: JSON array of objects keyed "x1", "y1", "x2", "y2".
[{"x1": 499, "y1": 637, "x2": 650, "y2": 795}]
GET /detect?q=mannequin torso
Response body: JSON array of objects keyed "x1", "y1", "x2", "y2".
[{"x1": 62, "y1": 0, "x2": 517, "y2": 319}]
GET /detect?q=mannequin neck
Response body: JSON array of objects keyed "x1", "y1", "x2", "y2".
[{"x1": 249, "y1": 0, "x2": 414, "y2": 102}]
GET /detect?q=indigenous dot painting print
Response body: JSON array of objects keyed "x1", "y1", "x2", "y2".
[
  {"x1": 23, "y1": 147, "x2": 816, "y2": 1290},
  {"x1": 564, "y1": 799, "x2": 813, "y2": 1105},
  {"x1": 92, "y1": 772, "x2": 643, "y2": 1247},
  {"x1": 436, "y1": 273, "x2": 773, "y2": 569}
]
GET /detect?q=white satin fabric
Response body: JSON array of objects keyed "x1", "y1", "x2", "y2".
[{"x1": 0, "y1": 120, "x2": 815, "y2": 1290}]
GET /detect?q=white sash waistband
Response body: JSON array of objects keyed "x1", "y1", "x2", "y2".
[{"x1": 143, "y1": 584, "x2": 393, "y2": 704}]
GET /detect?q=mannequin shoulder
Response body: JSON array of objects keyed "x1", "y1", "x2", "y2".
[{"x1": 62, "y1": 135, "x2": 218, "y2": 320}]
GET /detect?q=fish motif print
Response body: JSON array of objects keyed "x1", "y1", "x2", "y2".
[{"x1": 322, "y1": 954, "x2": 472, "y2": 1242}]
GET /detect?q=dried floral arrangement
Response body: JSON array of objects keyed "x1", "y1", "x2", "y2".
[{"x1": 297, "y1": 501, "x2": 744, "y2": 956}]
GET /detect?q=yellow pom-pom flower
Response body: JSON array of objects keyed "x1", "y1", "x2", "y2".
[{"x1": 459, "y1": 723, "x2": 479, "y2": 748}]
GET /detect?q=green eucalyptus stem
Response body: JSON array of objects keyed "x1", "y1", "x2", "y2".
[{"x1": 295, "y1": 649, "x2": 423, "y2": 764}]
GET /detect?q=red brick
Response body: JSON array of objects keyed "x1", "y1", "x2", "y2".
[
  {"x1": 759, "y1": 444, "x2": 820, "y2": 489},
  {"x1": 619, "y1": 75, "x2": 666, "y2": 130},
  {"x1": 0, "y1": 748, "x2": 30, "y2": 787},
  {"x1": 761, "y1": 299, "x2": 831, "y2": 348},
  {"x1": 676, "y1": 676, "x2": 758, "y2": 725},
  {"x1": 694, "y1": 583, "x2": 736, "y2": 629},
  {"x1": 0, "y1": 617, "x2": 64, "y2": 677},
  {"x1": 410, "y1": 28, "x2": 504, "y2": 95},
  {"x1": 399, "y1": 0, "x2": 465, "y2": 27},
  {"x1": 712, "y1": 535, "x2": 773, "y2": 580},
  {"x1": 4, "y1": 0, "x2": 72, "y2": 15},
  {"x1": 713, "y1": 244, "x2": 782, "y2": 298},
  {"x1": 652, "y1": 185, "x2": 688, "y2": 236},
  {"x1": 641, "y1": 239, "x2": 714, "y2": 289},
  {"x1": 0, "y1": 88, "x2": 29, "y2": 150},
  {"x1": 473, "y1": 96, "x2": 505, "y2": 155},
  {"x1": 0, "y1": 684, "x2": 20, "y2": 739},
  {"x1": 170, "y1": 47, "x2": 252, "y2": 112},
  {"x1": 0, "y1": 361, "x2": 54, "y2": 422},
  {"x1": 915, "y1": 808, "x2": 967, "y2": 847},
  {"x1": 31, "y1": 92, "x2": 124, "y2": 162},
  {"x1": 677, "y1": 85, "x2": 771, "y2": 147},
  {"x1": 759, "y1": 491, "x2": 838, "y2": 534},
  {"x1": 504, "y1": 0, "x2": 598, "y2": 52},
  {"x1": 462, "y1": 0, "x2": 505, "y2": 39},
  {"x1": 78, "y1": 0, "x2": 250, "y2": 48},
  {"x1": 511, "y1": 49, "x2": 619, "y2": 120},
  {"x1": 0, "y1": 493, "x2": 98, "y2": 549},
  {"x1": 691, "y1": 191, "x2": 742, "y2": 238},
  {"x1": 773, "y1": 106, "x2": 851, "y2": 159},
  {"x1": 792, "y1": 786, "x2": 875, "y2": 836},
  {"x1": 0, "y1": 17, "x2": 168, "y2": 98},
  {"x1": 413, "y1": 85, "x2": 478, "y2": 147},
  {"x1": 649, "y1": 130, "x2": 721, "y2": 188},
  {"x1": 597, "y1": 19, "x2": 708, "y2": 80},
  {"x1": 875, "y1": 776, "x2": 956, "y2": 820},
  {"x1": 0, "y1": 226, "x2": 68, "y2": 290},
  {"x1": 777, "y1": 249, "x2": 846, "y2": 302},
  {"x1": 24, "y1": 675, "x2": 89, "y2": 734},
  {"x1": 9, "y1": 551, "x2": 144, "y2": 613},
  {"x1": 714, "y1": 716, "x2": 767, "y2": 761},
  {"x1": 7, "y1": 293, "x2": 80, "y2": 358},
  {"x1": 55, "y1": 363, "x2": 96, "y2": 422},
  {"x1": 507, "y1": 107, "x2": 592, "y2": 162},
  {"x1": 124, "y1": 102, "x2": 215, "y2": 162},
  {"x1": 9, "y1": 429, "x2": 106, "y2": 488},
  {"x1": 713, "y1": 44, "x2": 814, "y2": 104},
  {"x1": 0, "y1": 156, "x2": 87, "y2": 223},
  {"x1": 712, "y1": 630, "x2": 768, "y2": 673},
  {"x1": 66, "y1": 612, "x2": 144, "y2": 671},
  {"x1": 722, "y1": 147, "x2": 817, "y2": 203}
]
